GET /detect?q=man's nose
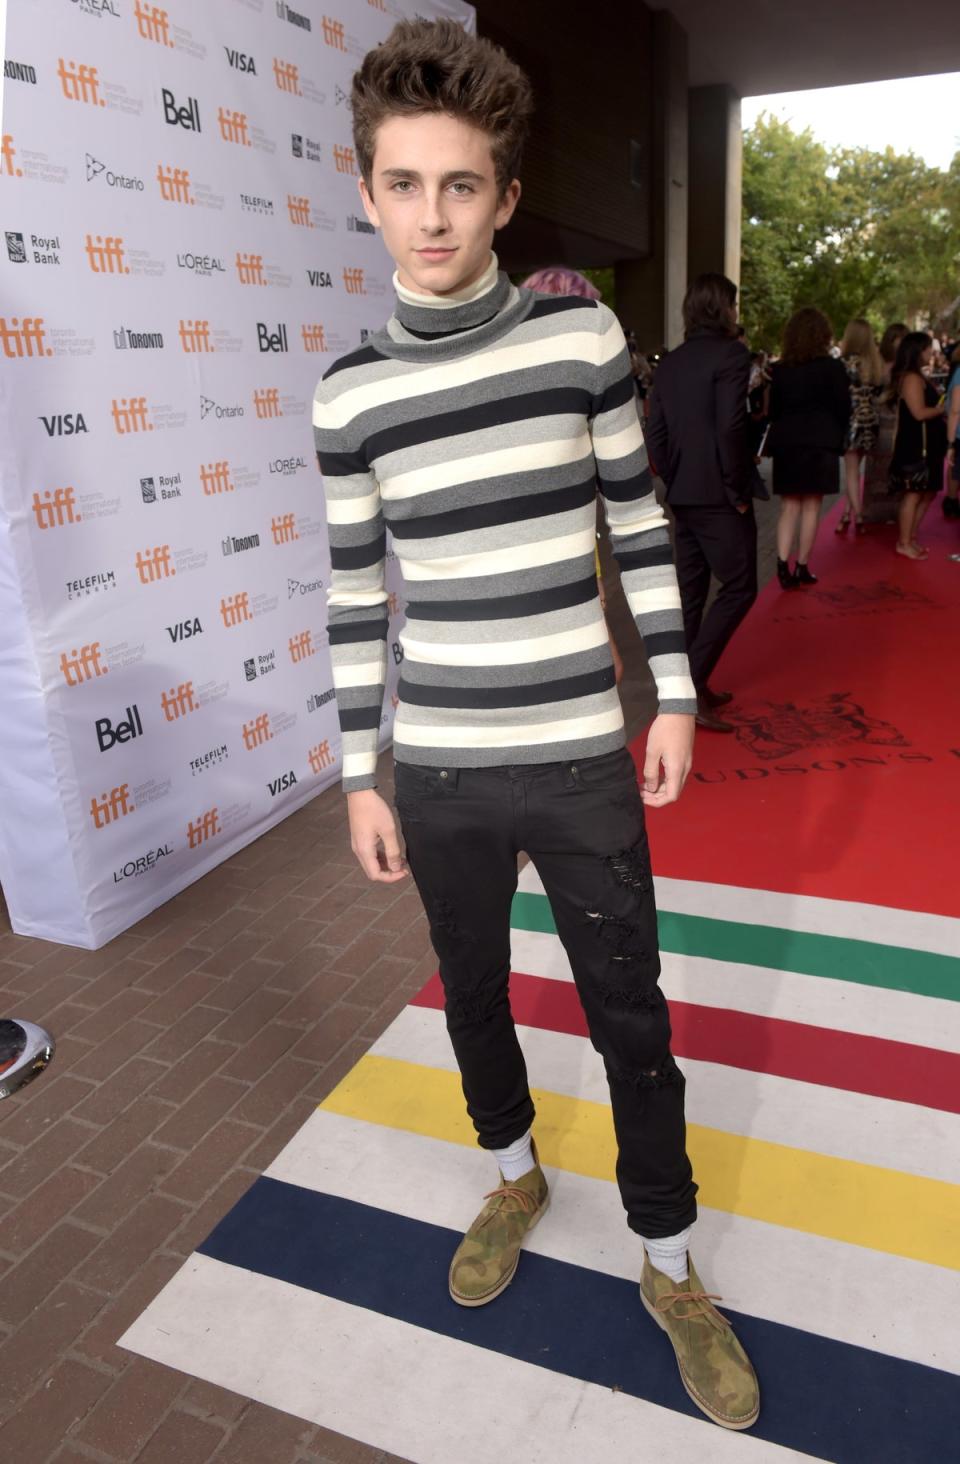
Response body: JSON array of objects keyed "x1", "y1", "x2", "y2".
[{"x1": 418, "y1": 188, "x2": 450, "y2": 234}]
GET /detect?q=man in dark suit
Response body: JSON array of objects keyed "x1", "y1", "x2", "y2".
[{"x1": 645, "y1": 273, "x2": 759, "y2": 732}]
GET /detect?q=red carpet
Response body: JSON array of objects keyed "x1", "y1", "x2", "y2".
[{"x1": 636, "y1": 504, "x2": 960, "y2": 919}]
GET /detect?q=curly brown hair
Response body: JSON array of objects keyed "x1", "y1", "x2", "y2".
[
  {"x1": 780, "y1": 307, "x2": 833, "y2": 366},
  {"x1": 351, "y1": 18, "x2": 534, "y2": 198}
]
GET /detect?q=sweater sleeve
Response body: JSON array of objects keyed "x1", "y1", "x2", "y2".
[
  {"x1": 313, "y1": 372, "x2": 388, "y2": 793},
  {"x1": 589, "y1": 306, "x2": 697, "y2": 715}
]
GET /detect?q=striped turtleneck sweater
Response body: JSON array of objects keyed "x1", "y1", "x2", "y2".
[{"x1": 313, "y1": 255, "x2": 697, "y2": 792}]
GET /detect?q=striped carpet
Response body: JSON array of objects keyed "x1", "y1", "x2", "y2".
[{"x1": 121, "y1": 509, "x2": 960, "y2": 1462}]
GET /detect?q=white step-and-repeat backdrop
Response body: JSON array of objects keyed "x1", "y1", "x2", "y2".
[{"x1": 0, "y1": 0, "x2": 474, "y2": 948}]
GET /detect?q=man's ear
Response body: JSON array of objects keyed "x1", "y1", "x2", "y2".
[
  {"x1": 359, "y1": 175, "x2": 380, "y2": 229},
  {"x1": 494, "y1": 178, "x2": 521, "y2": 231}
]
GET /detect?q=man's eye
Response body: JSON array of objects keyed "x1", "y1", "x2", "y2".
[
  {"x1": 450, "y1": 183, "x2": 474, "y2": 195},
  {"x1": 392, "y1": 181, "x2": 414, "y2": 192}
]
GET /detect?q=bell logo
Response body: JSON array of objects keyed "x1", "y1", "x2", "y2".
[
  {"x1": 343, "y1": 267, "x2": 365, "y2": 295},
  {"x1": 1, "y1": 317, "x2": 52, "y2": 359},
  {"x1": 301, "y1": 323, "x2": 326, "y2": 352},
  {"x1": 273, "y1": 59, "x2": 300, "y2": 94},
  {"x1": 96, "y1": 704, "x2": 143, "y2": 752},
  {"x1": 157, "y1": 164, "x2": 193, "y2": 204},
  {"x1": 257, "y1": 322, "x2": 288, "y2": 353},
  {"x1": 253, "y1": 387, "x2": 282, "y2": 419},
  {"x1": 218, "y1": 107, "x2": 250, "y2": 146},
  {"x1": 160, "y1": 681, "x2": 198, "y2": 721},
  {"x1": 135, "y1": 544, "x2": 174, "y2": 583},
  {"x1": 85, "y1": 235, "x2": 129, "y2": 274},
  {"x1": 179, "y1": 319, "x2": 213, "y2": 352},
  {"x1": 236, "y1": 252, "x2": 265, "y2": 285},
  {"x1": 112, "y1": 397, "x2": 152, "y2": 434},
  {"x1": 333, "y1": 144, "x2": 356, "y2": 175},
  {"x1": 58, "y1": 59, "x2": 104, "y2": 107},
  {"x1": 90, "y1": 784, "x2": 134, "y2": 829},
  {"x1": 33, "y1": 487, "x2": 81, "y2": 529},
  {"x1": 308, "y1": 740, "x2": 334, "y2": 773},
  {"x1": 1, "y1": 134, "x2": 23, "y2": 178},
  {"x1": 162, "y1": 88, "x2": 201, "y2": 132},
  {"x1": 242, "y1": 713, "x2": 272, "y2": 750},
  {"x1": 287, "y1": 195, "x2": 312, "y2": 227},
  {"x1": 187, "y1": 807, "x2": 221, "y2": 848},
  {"x1": 220, "y1": 592, "x2": 251, "y2": 627},
  {"x1": 268, "y1": 771, "x2": 298, "y2": 796},
  {"x1": 60, "y1": 642, "x2": 108, "y2": 687},
  {"x1": 271, "y1": 513, "x2": 298, "y2": 544},
  {"x1": 321, "y1": 17, "x2": 346, "y2": 49},
  {"x1": 289, "y1": 630, "x2": 314, "y2": 663},
  {"x1": 200, "y1": 461, "x2": 234, "y2": 495},
  {"x1": 134, "y1": 1, "x2": 173, "y2": 45}
]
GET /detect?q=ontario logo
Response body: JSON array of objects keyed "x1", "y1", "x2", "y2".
[{"x1": 200, "y1": 395, "x2": 244, "y2": 420}]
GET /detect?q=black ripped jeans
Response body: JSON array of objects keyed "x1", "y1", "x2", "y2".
[{"x1": 394, "y1": 746, "x2": 698, "y2": 1239}]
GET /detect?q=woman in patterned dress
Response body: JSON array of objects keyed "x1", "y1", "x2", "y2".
[{"x1": 837, "y1": 319, "x2": 884, "y2": 533}]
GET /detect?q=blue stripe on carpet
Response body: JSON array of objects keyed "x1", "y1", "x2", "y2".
[{"x1": 197, "y1": 1177, "x2": 960, "y2": 1464}]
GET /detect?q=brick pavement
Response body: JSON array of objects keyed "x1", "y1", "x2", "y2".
[{"x1": 0, "y1": 490, "x2": 794, "y2": 1464}]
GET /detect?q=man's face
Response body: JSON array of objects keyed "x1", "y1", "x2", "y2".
[{"x1": 359, "y1": 112, "x2": 520, "y2": 297}]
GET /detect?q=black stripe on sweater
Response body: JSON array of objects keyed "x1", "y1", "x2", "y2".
[
  {"x1": 388, "y1": 478, "x2": 596, "y2": 541},
  {"x1": 363, "y1": 387, "x2": 593, "y2": 462},
  {"x1": 397, "y1": 664, "x2": 616, "y2": 709},
  {"x1": 405, "y1": 574, "x2": 598, "y2": 623}
]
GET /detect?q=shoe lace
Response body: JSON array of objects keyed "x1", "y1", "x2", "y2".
[
  {"x1": 655, "y1": 1289, "x2": 730, "y2": 1331},
  {"x1": 477, "y1": 1184, "x2": 539, "y2": 1229}
]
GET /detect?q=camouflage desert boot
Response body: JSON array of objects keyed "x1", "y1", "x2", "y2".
[
  {"x1": 640, "y1": 1255, "x2": 760, "y2": 1430},
  {"x1": 449, "y1": 1144, "x2": 549, "y2": 1307}
]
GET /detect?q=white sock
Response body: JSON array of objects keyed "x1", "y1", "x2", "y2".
[
  {"x1": 492, "y1": 1130, "x2": 534, "y2": 1182},
  {"x1": 641, "y1": 1225, "x2": 692, "y2": 1283}
]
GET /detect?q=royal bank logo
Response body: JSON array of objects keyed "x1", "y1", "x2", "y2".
[
  {"x1": 140, "y1": 476, "x2": 156, "y2": 503},
  {"x1": 244, "y1": 649, "x2": 276, "y2": 681},
  {"x1": 162, "y1": 87, "x2": 201, "y2": 132},
  {"x1": 221, "y1": 531, "x2": 261, "y2": 556},
  {"x1": 5, "y1": 232, "x2": 26, "y2": 263},
  {"x1": 226, "y1": 47, "x2": 257, "y2": 74},
  {"x1": 114, "y1": 324, "x2": 164, "y2": 349},
  {"x1": 291, "y1": 132, "x2": 324, "y2": 162},
  {"x1": 140, "y1": 471, "x2": 181, "y2": 501},
  {"x1": 277, "y1": 1, "x2": 312, "y2": 30}
]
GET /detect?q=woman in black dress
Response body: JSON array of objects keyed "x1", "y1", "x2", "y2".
[
  {"x1": 888, "y1": 331, "x2": 947, "y2": 559},
  {"x1": 768, "y1": 308, "x2": 851, "y2": 587}
]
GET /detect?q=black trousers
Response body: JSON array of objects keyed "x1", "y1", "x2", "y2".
[
  {"x1": 395, "y1": 747, "x2": 698, "y2": 1239},
  {"x1": 672, "y1": 503, "x2": 758, "y2": 691}
]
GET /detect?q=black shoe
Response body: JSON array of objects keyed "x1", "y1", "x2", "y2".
[
  {"x1": 700, "y1": 685, "x2": 734, "y2": 708},
  {"x1": 695, "y1": 694, "x2": 736, "y2": 733},
  {"x1": 795, "y1": 563, "x2": 818, "y2": 585},
  {"x1": 777, "y1": 558, "x2": 798, "y2": 589},
  {"x1": 943, "y1": 497, "x2": 960, "y2": 520}
]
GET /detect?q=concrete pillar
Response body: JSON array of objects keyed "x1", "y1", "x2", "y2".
[
  {"x1": 614, "y1": 10, "x2": 688, "y2": 351},
  {"x1": 688, "y1": 84, "x2": 743, "y2": 286}
]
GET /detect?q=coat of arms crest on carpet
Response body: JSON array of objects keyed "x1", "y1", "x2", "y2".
[{"x1": 725, "y1": 693, "x2": 910, "y2": 760}]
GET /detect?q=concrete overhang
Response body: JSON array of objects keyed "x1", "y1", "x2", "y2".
[{"x1": 650, "y1": 0, "x2": 960, "y2": 95}]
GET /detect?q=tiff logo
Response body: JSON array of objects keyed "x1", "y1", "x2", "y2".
[
  {"x1": 1, "y1": 134, "x2": 22, "y2": 177},
  {"x1": 321, "y1": 16, "x2": 345, "y2": 49},
  {"x1": 220, "y1": 592, "x2": 252, "y2": 627},
  {"x1": 134, "y1": 0, "x2": 173, "y2": 46},
  {"x1": 253, "y1": 387, "x2": 282, "y2": 419},
  {"x1": 1, "y1": 317, "x2": 51, "y2": 358},
  {"x1": 218, "y1": 107, "x2": 250, "y2": 146},
  {"x1": 179, "y1": 319, "x2": 213, "y2": 353},
  {"x1": 333, "y1": 144, "x2": 356, "y2": 174},
  {"x1": 236, "y1": 252, "x2": 265, "y2": 285},
  {"x1": 112, "y1": 397, "x2": 152, "y2": 434},
  {"x1": 85, "y1": 234, "x2": 128, "y2": 274},
  {"x1": 161, "y1": 681, "x2": 198, "y2": 721},
  {"x1": 135, "y1": 544, "x2": 174, "y2": 583},
  {"x1": 157, "y1": 163, "x2": 192, "y2": 203},
  {"x1": 58, "y1": 58, "x2": 103, "y2": 106},
  {"x1": 33, "y1": 487, "x2": 80, "y2": 529},
  {"x1": 60, "y1": 642, "x2": 108, "y2": 687},
  {"x1": 289, "y1": 630, "x2": 314, "y2": 663},
  {"x1": 90, "y1": 784, "x2": 134, "y2": 829},
  {"x1": 187, "y1": 807, "x2": 221, "y2": 848},
  {"x1": 273, "y1": 58, "x2": 300, "y2": 93},
  {"x1": 242, "y1": 713, "x2": 272, "y2": 750},
  {"x1": 271, "y1": 513, "x2": 298, "y2": 544},
  {"x1": 301, "y1": 323, "x2": 326, "y2": 352},
  {"x1": 287, "y1": 194, "x2": 311, "y2": 226},
  {"x1": 343, "y1": 267, "x2": 365, "y2": 295},
  {"x1": 200, "y1": 461, "x2": 233, "y2": 495},
  {"x1": 308, "y1": 740, "x2": 334, "y2": 773}
]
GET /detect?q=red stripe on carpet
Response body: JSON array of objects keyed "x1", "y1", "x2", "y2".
[
  {"x1": 632, "y1": 503, "x2": 960, "y2": 918},
  {"x1": 410, "y1": 970, "x2": 960, "y2": 1114}
]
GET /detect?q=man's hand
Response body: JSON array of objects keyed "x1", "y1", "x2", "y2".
[
  {"x1": 641, "y1": 713, "x2": 695, "y2": 807},
  {"x1": 347, "y1": 789, "x2": 408, "y2": 882}
]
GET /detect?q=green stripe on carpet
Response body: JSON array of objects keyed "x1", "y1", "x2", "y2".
[{"x1": 510, "y1": 892, "x2": 959, "y2": 1003}]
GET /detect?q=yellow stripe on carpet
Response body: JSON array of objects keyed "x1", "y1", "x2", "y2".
[{"x1": 321, "y1": 1054, "x2": 960, "y2": 1272}]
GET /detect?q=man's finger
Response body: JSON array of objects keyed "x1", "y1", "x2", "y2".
[
  {"x1": 353, "y1": 836, "x2": 383, "y2": 882},
  {"x1": 642, "y1": 748, "x2": 662, "y2": 792},
  {"x1": 380, "y1": 825, "x2": 406, "y2": 873}
]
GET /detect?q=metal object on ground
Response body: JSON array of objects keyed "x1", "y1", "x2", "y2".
[{"x1": 0, "y1": 1019, "x2": 55, "y2": 1099}]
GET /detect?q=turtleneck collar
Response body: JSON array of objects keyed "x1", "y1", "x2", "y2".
[
  {"x1": 372, "y1": 251, "x2": 536, "y2": 363},
  {"x1": 394, "y1": 252, "x2": 499, "y2": 317}
]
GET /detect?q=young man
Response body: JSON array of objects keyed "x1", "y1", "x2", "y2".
[{"x1": 313, "y1": 18, "x2": 759, "y2": 1432}]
